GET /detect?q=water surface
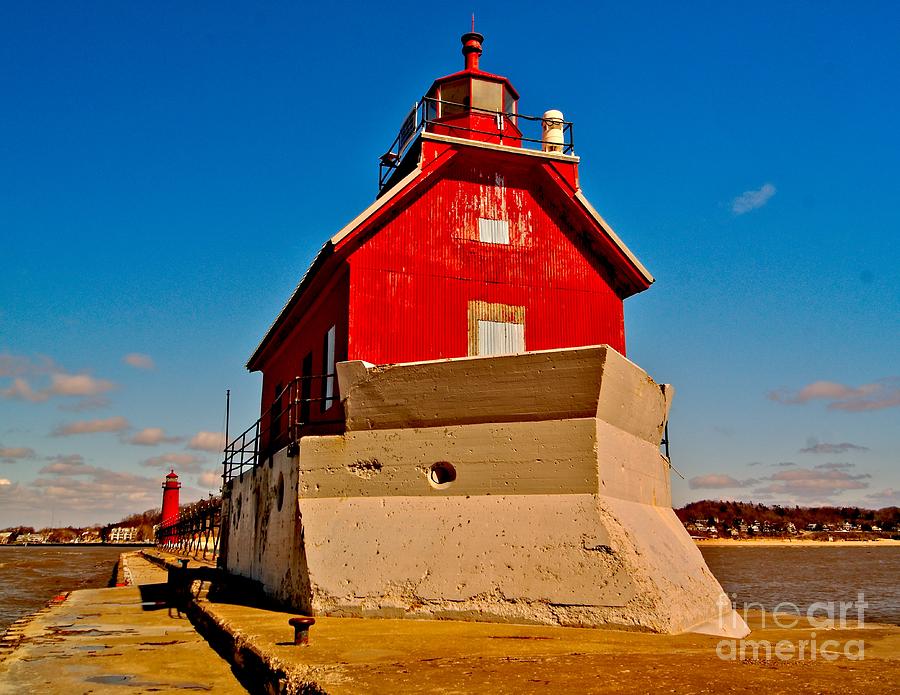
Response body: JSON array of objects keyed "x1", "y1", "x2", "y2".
[
  {"x1": 2, "y1": 544, "x2": 898, "y2": 633},
  {"x1": 0, "y1": 546, "x2": 125, "y2": 632},
  {"x1": 700, "y1": 545, "x2": 900, "y2": 624}
]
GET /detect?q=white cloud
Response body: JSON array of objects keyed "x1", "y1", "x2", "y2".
[
  {"x1": 0, "y1": 377, "x2": 48, "y2": 402},
  {"x1": 752, "y1": 467, "x2": 870, "y2": 501},
  {"x1": 0, "y1": 354, "x2": 117, "y2": 405},
  {"x1": 731, "y1": 183, "x2": 776, "y2": 215},
  {"x1": 0, "y1": 460, "x2": 211, "y2": 527},
  {"x1": 39, "y1": 455, "x2": 103, "y2": 476},
  {"x1": 187, "y1": 431, "x2": 225, "y2": 453},
  {"x1": 689, "y1": 474, "x2": 757, "y2": 489},
  {"x1": 197, "y1": 470, "x2": 221, "y2": 489},
  {"x1": 140, "y1": 452, "x2": 206, "y2": 472},
  {"x1": 127, "y1": 427, "x2": 183, "y2": 446},
  {"x1": 800, "y1": 441, "x2": 869, "y2": 454},
  {"x1": 20, "y1": 467, "x2": 161, "y2": 517},
  {"x1": 865, "y1": 489, "x2": 900, "y2": 506},
  {"x1": 769, "y1": 378, "x2": 900, "y2": 412},
  {"x1": 123, "y1": 353, "x2": 155, "y2": 370},
  {"x1": 53, "y1": 416, "x2": 130, "y2": 436},
  {"x1": 48, "y1": 373, "x2": 115, "y2": 397},
  {"x1": 0, "y1": 446, "x2": 36, "y2": 463},
  {"x1": 0, "y1": 354, "x2": 57, "y2": 377},
  {"x1": 59, "y1": 397, "x2": 112, "y2": 412}
]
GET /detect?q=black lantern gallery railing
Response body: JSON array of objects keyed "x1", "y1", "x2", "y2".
[
  {"x1": 221, "y1": 373, "x2": 340, "y2": 485},
  {"x1": 378, "y1": 97, "x2": 575, "y2": 189}
]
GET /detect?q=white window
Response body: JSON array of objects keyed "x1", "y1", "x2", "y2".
[
  {"x1": 477, "y1": 217, "x2": 509, "y2": 244},
  {"x1": 477, "y1": 320, "x2": 524, "y2": 356},
  {"x1": 322, "y1": 325, "x2": 336, "y2": 411}
]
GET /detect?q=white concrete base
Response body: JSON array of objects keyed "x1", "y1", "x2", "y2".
[{"x1": 223, "y1": 346, "x2": 749, "y2": 637}]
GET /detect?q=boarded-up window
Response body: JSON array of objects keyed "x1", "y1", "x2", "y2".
[
  {"x1": 468, "y1": 301, "x2": 525, "y2": 356},
  {"x1": 477, "y1": 320, "x2": 524, "y2": 356},
  {"x1": 477, "y1": 217, "x2": 509, "y2": 244}
]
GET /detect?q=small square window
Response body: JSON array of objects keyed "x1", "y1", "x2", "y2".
[
  {"x1": 467, "y1": 300, "x2": 525, "y2": 356},
  {"x1": 477, "y1": 320, "x2": 524, "y2": 356},
  {"x1": 477, "y1": 218, "x2": 509, "y2": 244}
]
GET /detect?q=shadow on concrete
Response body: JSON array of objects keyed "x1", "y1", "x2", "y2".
[
  {"x1": 136, "y1": 583, "x2": 169, "y2": 611},
  {"x1": 137, "y1": 566, "x2": 223, "y2": 617}
]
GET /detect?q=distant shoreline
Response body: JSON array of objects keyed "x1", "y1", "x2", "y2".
[{"x1": 696, "y1": 538, "x2": 900, "y2": 547}]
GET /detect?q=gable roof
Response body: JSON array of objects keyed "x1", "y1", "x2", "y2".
[{"x1": 246, "y1": 133, "x2": 653, "y2": 371}]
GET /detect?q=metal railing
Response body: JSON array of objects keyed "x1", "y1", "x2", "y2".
[
  {"x1": 221, "y1": 373, "x2": 339, "y2": 484},
  {"x1": 379, "y1": 97, "x2": 575, "y2": 189},
  {"x1": 156, "y1": 495, "x2": 222, "y2": 561}
]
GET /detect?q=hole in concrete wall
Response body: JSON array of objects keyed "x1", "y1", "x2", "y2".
[
  {"x1": 234, "y1": 495, "x2": 243, "y2": 526},
  {"x1": 276, "y1": 471, "x2": 285, "y2": 512},
  {"x1": 429, "y1": 462, "x2": 457, "y2": 489}
]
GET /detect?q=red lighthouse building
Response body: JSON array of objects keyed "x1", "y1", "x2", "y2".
[
  {"x1": 160, "y1": 470, "x2": 181, "y2": 540},
  {"x1": 245, "y1": 31, "x2": 653, "y2": 450}
]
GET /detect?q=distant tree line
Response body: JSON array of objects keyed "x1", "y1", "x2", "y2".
[
  {"x1": 675, "y1": 500, "x2": 900, "y2": 537},
  {"x1": 2, "y1": 507, "x2": 163, "y2": 543},
  {"x1": 100, "y1": 508, "x2": 162, "y2": 542}
]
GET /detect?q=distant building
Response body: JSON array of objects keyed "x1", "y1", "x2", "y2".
[
  {"x1": 108, "y1": 526, "x2": 138, "y2": 543},
  {"x1": 18, "y1": 533, "x2": 46, "y2": 544}
]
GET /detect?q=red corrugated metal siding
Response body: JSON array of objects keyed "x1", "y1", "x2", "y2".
[
  {"x1": 347, "y1": 156, "x2": 626, "y2": 365},
  {"x1": 259, "y1": 267, "x2": 349, "y2": 445}
]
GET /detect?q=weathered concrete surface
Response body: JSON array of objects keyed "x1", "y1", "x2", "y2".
[
  {"x1": 193, "y1": 595, "x2": 900, "y2": 695},
  {"x1": 224, "y1": 346, "x2": 746, "y2": 635},
  {"x1": 0, "y1": 554, "x2": 246, "y2": 694},
  {"x1": 222, "y1": 452, "x2": 313, "y2": 612},
  {"x1": 336, "y1": 346, "x2": 669, "y2": 441}
]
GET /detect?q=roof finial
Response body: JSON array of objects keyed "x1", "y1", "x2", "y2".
[{"x1": 461, "y1": 27, "x2": 484, "y2": 72}]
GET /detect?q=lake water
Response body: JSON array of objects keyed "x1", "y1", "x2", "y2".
[
  {"x1": 700, "y1": 545, "x2": 900, "y2": 625},
  {"x1": 1, "y1": 545, "x2": 898, "y2": 633},
  {"x1": 0, "y1": 546, "x2": 126, "y2": 632}
]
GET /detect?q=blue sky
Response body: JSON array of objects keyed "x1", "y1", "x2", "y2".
[{"x1": 1, "y1": 2, "x2": 898, "y2": 527}]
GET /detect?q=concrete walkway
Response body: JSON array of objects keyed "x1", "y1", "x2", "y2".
[
  {"x1": 4, "y1": 549, "x2": 899, "y2": 694},
  {"x1": 0, "y1": 553, "x2": 246, "y2": 694},
  {"x1": 192, "y1": 595, "x2": 900, "y2": 694}
]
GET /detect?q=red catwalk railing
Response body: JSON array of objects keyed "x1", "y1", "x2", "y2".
[
  {"x1": 221, "y1": 373, "x2": 341, "y2": 485},
  {"x1": 156, "y1": 495, "x2": 222, "y2": 561}
]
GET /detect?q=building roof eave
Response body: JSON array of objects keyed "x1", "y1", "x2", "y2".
[
  {"x1": 573, "y1": 190, "x2": 655, "y2": 288},
  {"x1": 245, "y1": 241, "x2": 334, "y2": 371},
  {"x1": 331, "y1": 165, "x2": 422, "y2": 246},
  {"x1": 245, "y1": 165, "x2": 424, "y2": 372}
]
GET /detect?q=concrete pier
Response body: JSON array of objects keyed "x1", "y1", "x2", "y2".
[
  {"x1": 0, "y1": 552, "x2": 244, "y2": 694},
  {"x1": 2, "y1": 550, "x2": 898, "y2": 694}
]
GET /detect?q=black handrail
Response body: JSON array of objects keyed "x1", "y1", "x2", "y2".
[
  {"x1": 379, "y1": 97, "x2": 575, "y2": 189},
  {"x1": 221, "y1": 373, "x2": 338, "y2": 485}
]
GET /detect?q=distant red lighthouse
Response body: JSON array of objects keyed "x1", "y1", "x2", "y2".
[{"x1": 160, "y1": 469, "x2": 181, "y2": 529}]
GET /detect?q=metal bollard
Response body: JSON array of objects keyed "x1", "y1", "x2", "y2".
[{"x1": 288, "y1": 617, "x2": 316, "y2": 646}]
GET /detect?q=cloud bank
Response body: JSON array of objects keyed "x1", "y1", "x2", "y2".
[
  {"x1": 769, "y1": 378, "x2": 900, "y2": 412},
  {"x1": 53, "y1": 416, "x2": 130, "y2": 436},
  {"x1": 127, "y1": 427, "x2": 183, "y2": 446},
  {"x1": 187, "y1": 431, "x2": 225, "y2": 453}
]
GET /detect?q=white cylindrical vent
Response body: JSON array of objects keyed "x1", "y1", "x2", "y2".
[{"x1": 542, "y1": 109, "x2": 564, "y2": 153}]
